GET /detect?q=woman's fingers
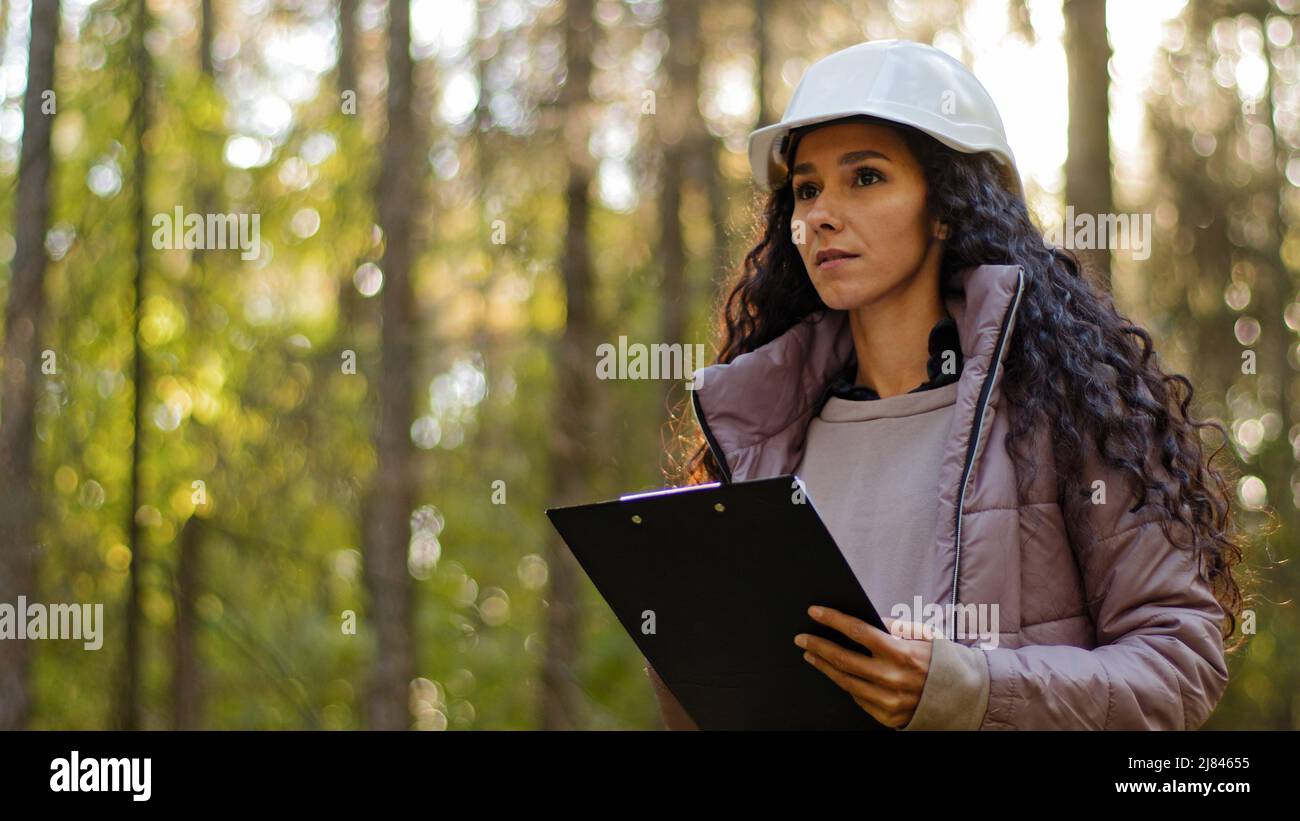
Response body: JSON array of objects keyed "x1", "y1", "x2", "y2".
[
  {"x1": 795, "y1": 632, "x2": 893, "y2": 687},
  {"x1": 805, "y1": 605, "x2": 899, "y2": 658},
  {"x1": 883, "y1": 617, "x2": 938, "y2": 641},
  {"x1": 790, "y1": 631, "x2": 873, "y2": 675},
  {"x1": 801, "y1": 651, "x2": 910, "y2": 727},
  {"x1": 795, "y1": 606, "x2": 934, "y2": 728}
]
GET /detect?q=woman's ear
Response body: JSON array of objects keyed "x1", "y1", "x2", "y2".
[{"x1": 933, "y1": 220, "x2": 950, "y2": 240}]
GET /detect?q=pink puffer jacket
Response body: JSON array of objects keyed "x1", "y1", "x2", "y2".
[{"x1": 688, "y1": 263, "x2": 1229, "y2": 729}]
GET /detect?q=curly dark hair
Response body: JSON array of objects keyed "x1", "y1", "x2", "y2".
[{"x1": 670, "y1": 114, "x2": 1248, "y2": 651}]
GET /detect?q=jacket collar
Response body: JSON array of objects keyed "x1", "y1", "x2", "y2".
[
  {"x1": 822, "y1": 314, "x2": 963, "y2": 403},
  {"x1": 690, "y1": 264, "x2": 1026, "y2": 483}
]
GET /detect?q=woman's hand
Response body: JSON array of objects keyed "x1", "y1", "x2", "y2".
[{"x1": 794, "y1": 605, "x2": 936, "y2": 728}]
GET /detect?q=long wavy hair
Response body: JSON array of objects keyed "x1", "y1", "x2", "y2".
[{"x1": 669, "y1": 114, "x2": 1248, "y2": 649}]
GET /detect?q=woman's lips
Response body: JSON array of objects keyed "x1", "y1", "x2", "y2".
[{"x1": 816, "y1": 254, "x2": 859, "y2": 271}]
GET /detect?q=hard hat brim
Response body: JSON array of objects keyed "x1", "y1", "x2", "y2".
[{"x1": 748, "y1": 109, "x2": 1024, "y2": 199}]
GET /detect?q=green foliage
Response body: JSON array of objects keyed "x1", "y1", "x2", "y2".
[{"x1": 0, "y1": 0, "x2": 1293, "y2": 731}]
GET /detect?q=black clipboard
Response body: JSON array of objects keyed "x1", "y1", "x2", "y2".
[{"x1": 546, "y1": 474, "x2": 888, "y2": 730}]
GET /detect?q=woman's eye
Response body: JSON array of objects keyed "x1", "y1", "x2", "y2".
[
  {"x1": 855, "y1": 168, "x2": 882, "y2": 186},
  {"x1": 795, "y1": 183, "x2": 817, "y2": 200}
]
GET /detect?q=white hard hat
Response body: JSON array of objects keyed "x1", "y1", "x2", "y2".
[{"x1": 748, "y1": 39, "x2": 1023, "y2": 198}]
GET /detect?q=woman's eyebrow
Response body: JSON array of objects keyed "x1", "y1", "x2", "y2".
[
  {"x1": 837, "y1": 148, "x2": 889, "y2": 164},
  {"x1": 790, "y1": 149, "x2": 891, "y2": 176}
]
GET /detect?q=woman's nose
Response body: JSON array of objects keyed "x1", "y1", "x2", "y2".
[{"x1": 805, "y1": 190, "x2": 842, "y2": 232}]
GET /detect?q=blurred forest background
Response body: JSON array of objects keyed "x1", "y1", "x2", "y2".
[{"x1": 0, "y1": 0, "x2": 1296, "y2": 730}]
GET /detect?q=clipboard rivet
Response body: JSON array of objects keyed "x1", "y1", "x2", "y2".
[
  {"x1": 631, "y1": 514, "x2": 642, "y2": 524},
  {"x1": 713, "y1": 503, "x2": 725, "y2": 513}
]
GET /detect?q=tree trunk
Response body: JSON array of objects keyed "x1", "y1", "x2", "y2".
[
  {"x1": 336, "y1": 0, "x2": 364, "y2": 334},
  {"x1": 659, "y1": 0, "x2": 711, "y2": 446},
  {"x1": 705, "y1": 141, "x2": 730, "y2": 303},
  {"x1": 753, "y1": 0, "x2": 775, "y2": 129},
  {"x1": 118, "y1": 0, "x2": 153, "y2": 731},
  {"x1": 658, "y1": 1, "x2": 702, "y2": 409},
  {"x1": 1251, "y1": 10, "x2": 1295, "y2": 537},
  {"x1": 0, "y1": 0, "x2": 59, "y2": 732},
  {"x1": 472, "y1": 0, "x2": 502, "y2": 456},
  {"x1": 541, "y1": 0, "x2": 597, "y2": 730},
  {"x1": 361, "y1": 0, "x2": 418, "y2": 731},
  {"x1": 338, "y1": 0, "x2": 359, "y2": 99},
  {"x1": 169, "y1": 0, "x2": 217, "y2": 731},
  {"x1": 1063, "y1": 0, "x2": 1113, "y2": 289},
  {"x1": 171, "y1": 517, "x2": 203, "y2": 728}
]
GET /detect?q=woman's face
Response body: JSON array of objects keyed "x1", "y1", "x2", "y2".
[{"x1": 788, "y1": 121, "x2": 944, "y2": 311}]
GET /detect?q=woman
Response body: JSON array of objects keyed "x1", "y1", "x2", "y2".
[{"x1": 647, "y1": 40, "x2": 1244, "y2": 730}]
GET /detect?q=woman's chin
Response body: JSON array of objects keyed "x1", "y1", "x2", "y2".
[{"x1": 813, "y1": 286, "x2": 879, "y2": 312}]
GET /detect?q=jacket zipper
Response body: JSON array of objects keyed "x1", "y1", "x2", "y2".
[
  {"x1": 691, "y1": 385, "x2": 733, "y2": 483},
  {"x1": 949, "y1": 266, "x2": 1025, "y2": 625}
]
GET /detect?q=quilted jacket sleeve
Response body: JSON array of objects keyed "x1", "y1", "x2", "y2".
[
  {"x1": 978, "y1": 430, "x2": 1230, "y2": 730},
  {"x1": 901, "y1": 634, "x2": 991, "y2": 731}
]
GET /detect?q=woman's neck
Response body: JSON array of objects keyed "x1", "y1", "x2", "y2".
[{"x1": 847, "y1": 288, "x2": 946, "y2": 399}]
